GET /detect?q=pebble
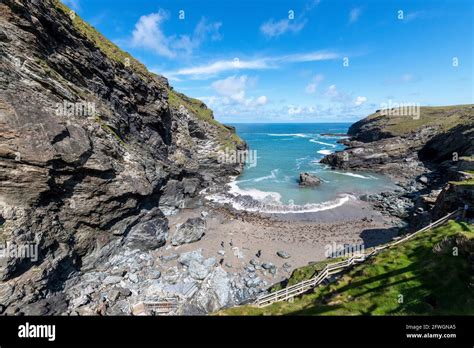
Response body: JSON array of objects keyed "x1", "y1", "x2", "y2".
[
  {"x1": 128, "y1": 274, "x2": 139, "y2": 283},
  {"x1": 276, "y1": 250, "x2": 291, "y2": 259},
  {"x1": 103, "y1": 276, "x2": 122, "y2": 285},
  {"x1": 262, "y1": 262, "x2": 275, "y2": 270},
  {"x1": 161, "y1": 253, "x2": 179, "y2": 262}
]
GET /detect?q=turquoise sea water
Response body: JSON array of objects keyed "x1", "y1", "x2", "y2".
[{"x1": 213, "y1": 123, "x2": 397, "y2": 213}]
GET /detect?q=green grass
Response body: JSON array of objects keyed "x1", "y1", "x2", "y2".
[
  {"x1": 218, "y1": 220, "x2": 474, "y2": 315},
  {"x1": 52, "y1": 0, "x2": 244, "y2": 150},
  {"x1": 51, "y1": 0, "x2": 152, "y2": 79},
  {"x1": 367, "y1": 105, "x2": 474, "y2": 137},
  {"x1": 94, "y1": 115, "x2": 127, "y2": 147},
  {"x1": 450, "y1": 178, "x2": 474, "y2": 186},
  {"x1": 460, "y1": 156, "x2": 474, "y2": 162},
  {"x1": 270, "y1": 257, "x2": 344, "y2": 292},
  {"x1": 168, "y1": 89, "x2": 244, "y2": 150}
]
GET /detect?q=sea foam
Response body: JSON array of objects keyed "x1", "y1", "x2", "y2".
[
  {"x1": 206, "y1": 179, "x2": 356, "y2": 214},
  {"x1": 332, "y1": 171, "x2": 378, "y2": 180}
]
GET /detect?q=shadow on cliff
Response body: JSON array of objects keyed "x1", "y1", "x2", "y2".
[{"x1": 359, "y1": 226, "x2": 400, "y2": 249}]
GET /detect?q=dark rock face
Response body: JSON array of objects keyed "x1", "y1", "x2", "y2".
[
  {"x1": 321, "y1": 106, "x2": 474, "y2": 185},
  {"x1": 0, "y1": 0, "x2": 244, "y2": 313},
  {"x1": 321, "y1": 105, "x2": 474, "y2": 220},
  {"x1": 124, "y1": 211, "x2": 168, "y2": 251},
  {"x1": 419, "y1": 123, "x2": 474, "y2": 163},
  {"x1": 432, "y1": 183, "x2": 474, "y2": 219},
  {"x1": 299, "y1": 172, "x2": 321, "y2": 186},
  {"x1": 320, "y1": 128, "x2": 438, "y2": 183},
  {"x1": 171, "y1": 217, "x2": 206, "y2": 246}
]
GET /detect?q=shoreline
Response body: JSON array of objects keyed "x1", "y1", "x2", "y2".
[{"x1": 162, "y1": 195, "x2": 403, "y2": 292}]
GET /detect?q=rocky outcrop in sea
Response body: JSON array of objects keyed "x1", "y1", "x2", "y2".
[{"x1": 321, "y1": 106, "x2": 474, "y2": 224}]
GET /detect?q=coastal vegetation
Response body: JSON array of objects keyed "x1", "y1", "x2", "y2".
[
  {"x1": 219, "y1": 220, "x2": 474, "y2": 315},
  {"x1": 363, "y1": 105, "x2": 474, "y2": 137}
]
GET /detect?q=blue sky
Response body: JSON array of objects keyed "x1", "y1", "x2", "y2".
[{"x1": 64, "y1": 0, "x2": 473, "y2": 123}]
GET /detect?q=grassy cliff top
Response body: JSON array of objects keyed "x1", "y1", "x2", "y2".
[
  {"x1": 350, "y1": 104, "x2": 474, "y2": 139},
  {"x1": 168, "y1": 89, "x2": 245, "y2": 149},
  {"x1": 219, "y1": 220, "x2": 474, "y2": 315},
  {"x1": 51, "y1": 0, "x2": 243, "y2": 150},
  {"x1": 51, "y1": 0, "x2": 152, "y2": 80}
]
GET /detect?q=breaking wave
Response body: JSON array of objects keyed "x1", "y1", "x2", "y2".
[
  {"x1": 267, "y1": 133, "x2": 310, "y2": 138},
  {"x1": 332, "y1": 171, "x2": 378, "y2": 180},
  {"x1": 310, "y1": 139, "x2": 336, "y2": 147},
  {"x1": 206, "y1": 178, "x2": 356, "y2": 214},
  {"x1": 252, "y1": 168, "x2": 279, "y2": 182}
]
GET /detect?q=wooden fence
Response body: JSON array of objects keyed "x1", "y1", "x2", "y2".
[{"x1": 255, "y1": 209, "x2": 460, "y2": 307}]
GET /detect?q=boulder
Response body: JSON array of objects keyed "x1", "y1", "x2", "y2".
[
  {"x1": 172, "y1": 217, "x2": 206, "y2": 246},
  {"x1": 179, "y1": 249, "x2": 205, "y2": 266},
  {"x1": 0, "y1": 0, "x2": 246, "y2": 314},
  {"x1": 131, "y1": 302, "x2": 147, "y2": 316},
  {"x1": 179, "y1": 249, "x2": 215, "y2": 280},
  {"x1": 282, "y1": 262, "x2": 292, "y2": 272},
  {"x1": 299, "y1": 172, "x2": 321, "y2": 186},
  {"x1": 103, "y1": 276, "x2": 122, "y2": 285},
  {"x1": 185, "y1": 267, "x2": 232, "y2": 314},
  {"x1": 418, "y1": 175, "x2": 429, "y2": 184},
  {"x1": 276, "y1": 250, "x2": 291, "y2": 259},
  {"x1": 161, "y1": 253, "x2": 179, "y2": 262},
  {"x1": 125, "y1": 217, "x2": 168, "y2": 251},
  {"x1": 188, "y1": 261, "x2": 212, "y2": 280},
  {"x1": 261, "y1": 262, "x2": 275, "y2": 270}
]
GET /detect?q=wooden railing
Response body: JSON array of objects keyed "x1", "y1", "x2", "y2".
[
  {"x1": 143, "y1": 300, "x2": 178, "y2": 315},
  {"x1": 255, "y1": 209, "x2": 460, "y2": 308}
]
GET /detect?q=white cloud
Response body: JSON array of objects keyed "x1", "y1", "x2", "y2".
[
  {"x1": 163, "y1": 51, "x2": 340, "y2": 79},
  {"x1": 349, "y1": 8, "x2": 362, "y2": 23},
  {"x1": 174, "y1": 18, "x2": 222, "y2": 56},
  {"x1": 324, "y1": 84, "x2": 353, "y2": 105},
  {"x1": 288, "y1": 105, "x2": 304, "y2": 115},
  {"x1": 260, "y1": 0, "x2": 321, "y2": 38},
  {"x1": 130, "y1": 11, "x2": 221, "y2": 58},
  {"x1": 354, "y1": 96, "x2": 367, "y2": 106},
  {"x1": 305, "y1": 74, "x2": 324, "y2": 93},
  {"x1": 131, "y1": 11, "x2": 175, "y2": 58},
  {"x1": 256, "y1": 95, "x2": 268, "y2": 106},
  {"x1": 62, "y1": 0, "x2": 80, "y2": 11},
  {"x1": 210, "y1": 75, "x2": 267, "y2": 108},
  {"x1": 212, "y1": 75, "x2": 248, "y2": 99},
  {"x1": 287, "y1": 105, "x2": 319, "y2": 115},
  {"x1": 404, "y1": 11, "x2": 424, "y2": 22},
  {"x1": 198, "y1": 96, "x2": 220, "y2": 106},
  {"x1": 325, "y1": 84, "x2": 339, "y2": 98},
  {"x1": 281, "y1": 51, "x2": 340, "y2": 63},
  {"x1": 260, "y1": 19, "x2": 306, "y2": 38},
  {"x1": 165, "y1": 58, "x2": 270, "y2": 79}
]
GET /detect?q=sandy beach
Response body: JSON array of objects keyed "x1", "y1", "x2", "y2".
[{"x1": 157, "y1": 198, "x2": 402, "y2": 287}]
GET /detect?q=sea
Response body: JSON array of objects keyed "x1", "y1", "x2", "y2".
[{"x1": 207, "y1": 123, "x2": 397, "y2": 214}]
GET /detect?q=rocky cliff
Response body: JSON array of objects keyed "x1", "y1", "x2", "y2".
[
  {"x1": 0, "y1": 0, "x2": 245, "y2": 314},
  {"x1": 321, "y1": 105, "x2": 474, "y2": 223}
]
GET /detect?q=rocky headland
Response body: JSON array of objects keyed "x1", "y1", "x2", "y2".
[
  {"x1": 321, "y1": 105, "x2": 474, "y2": 227},
  {"x1": 0, "y1": 0, "x2": 248, "y2": 315},
  {"x1": 0, "y1": 0, "x2": 472, "y2": 317}
]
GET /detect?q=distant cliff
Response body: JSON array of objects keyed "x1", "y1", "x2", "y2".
[
  {"x1": 0, "y1": 0, "x2": 244, "y2": 313},
  {"x1": 321, "y1": 105, "x2": 474, "y2": 221},
  {"x1": 322, "y1": 105, "x2": 474, "y2": 182}
]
